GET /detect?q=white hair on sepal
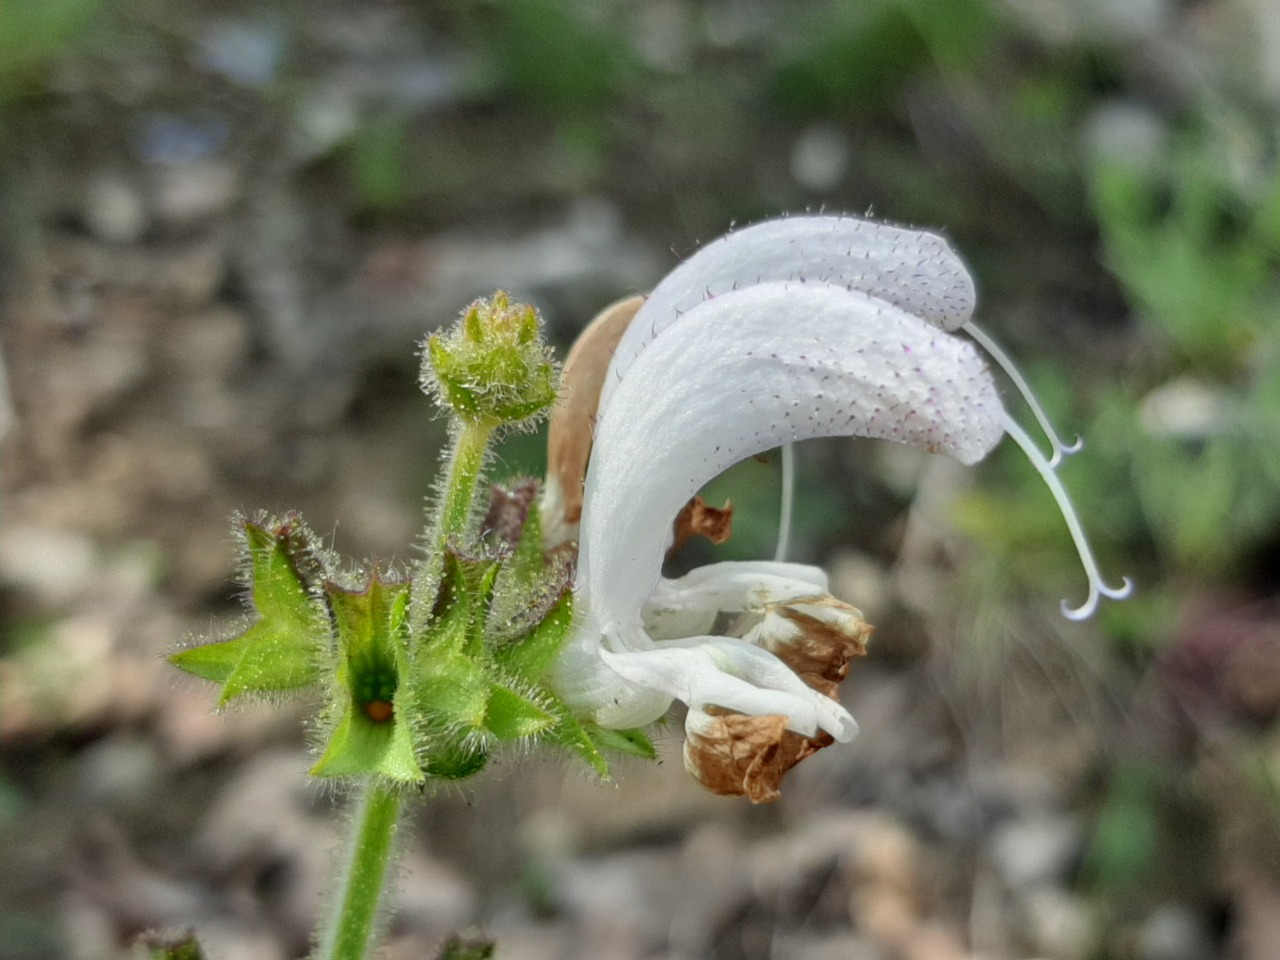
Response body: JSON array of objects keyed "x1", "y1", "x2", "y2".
[
  {"x1": 1000, "y1": 413, "x2": 1133, "y2": 620},
  {"x1": 965, "y1": 321, "x2": 1084, "y2": 468}
]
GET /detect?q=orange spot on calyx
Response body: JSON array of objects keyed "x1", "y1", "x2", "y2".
[{"x1": 362, "y1": 699, "x2": 395, "y2": 723}]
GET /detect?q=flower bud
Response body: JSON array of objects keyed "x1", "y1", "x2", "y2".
[{"x1": 422, "y1": 292, "x2": 558, "y2": 428}]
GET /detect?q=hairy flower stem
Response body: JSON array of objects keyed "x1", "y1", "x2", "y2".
[
  {"x1": 439, "y1": 419, "x2": 496, "y2": 544},
  {"x1": 317, "y1": 783, "x2": 402, "y2": 960}
]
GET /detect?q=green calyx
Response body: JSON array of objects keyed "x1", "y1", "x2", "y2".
[
  {"x1": 311, "y1": 575, "x2": 423, "y2": 784},
  {"x1": 171, "y1": 485, "x2": 654, "y2": 789},
  {"x1": 422, "y1": 291, "x2": 558, "y2": 428}
]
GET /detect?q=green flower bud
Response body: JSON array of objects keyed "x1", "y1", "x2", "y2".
[{"x1": 422, "y1": 292, "x2": 558, "y2": 428}]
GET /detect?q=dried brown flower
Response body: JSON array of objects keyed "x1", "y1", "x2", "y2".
[{"x1": 685, "y1": 597, "x2": 872, "y2": 802}]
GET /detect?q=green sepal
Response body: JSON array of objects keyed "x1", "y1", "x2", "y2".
[
  {"x1": 168, "y1": 633, "x2": 248, "y2": 685},
  {"x1": 485, "y1": 682, "x2": 555, "y2": 740},
  {"x1": 510, "y1": 494, "x2": 545, "y2": 580},
  {"x1": 492, "y1": 590, "x2": 574, "y2": 682},
  {"x1": 540, "y1": 695, "x2": 658, "y2": 778},
  {"x1": 169, "y1": 519, "x2": 324, "y2": 704},
  {"x1": 312, "y1": 575, "x2": 424, "y2": 783},
  {"x1": 425, "y1": 549, "x2": 499, "y2": 659},
  {"x1": 327, "y1": 575, "x2": 410, "y2": 691},
  {"x1": 585, "y1": 724, "x2": 657, "y2": 761},
  {"x1": 138, "y1": 931, "x2": 207, "y2": 960},
  {"x1": 427, "y1": 336, "x2": 486, "y2": 420},
  {"x1": 309, "y1": 701, "x2": 424, "y2": 784},
  {"x1": 415, "y1": 651, "x2": 490, "y2": 729},
  {"x1": 171, "y1": 624, "x2": 318, "y2": 704},
  {"x1": 420, "y1": 737, "x2": 489, "y2": 780},
  {"x1": 544, "y1": 699, "x2": 609, "y2": 778}
]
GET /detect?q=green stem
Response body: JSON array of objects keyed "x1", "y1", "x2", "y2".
[
  {"x1": 438, "y1": 419, "x2": 496, "y2": 543},
  {"x1": 317, "y1": 783, "x2": 402, "y2": 960}
]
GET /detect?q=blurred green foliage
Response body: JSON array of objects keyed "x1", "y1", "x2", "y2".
[
  {"x1": 774, "y1": 0, "x2": 998, "y2": 115},
  {"x1": 484, "y1": 0, "x2": 632, "y2": 117},
  {"x1": 1083, "y1": 760, "x2": 1163, "y2": 894},
  {"x1": 345, "y1": 114, "x2": 411, "y2": 213},
  {"x1": 0, "y1": 0, "x2": 103, "y2": 106},
  {"x1": 1093, "y1": 141, "x2": 1280, "y2": 368}
]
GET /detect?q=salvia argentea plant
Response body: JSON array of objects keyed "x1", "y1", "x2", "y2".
[{"x1": 170, "y1": 214, "x2": 1131, "y2": 960}]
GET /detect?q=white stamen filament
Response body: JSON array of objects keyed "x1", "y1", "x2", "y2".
[
  {"x1": 773, "y1": 443, "x2": 796, "y2": 563},
  {"x1": 965, "y1": 322, "x2": 1083, "y2": 468},
  {"x1": 1001, "y1": 413, "x2": 1133, "y2": 619}
]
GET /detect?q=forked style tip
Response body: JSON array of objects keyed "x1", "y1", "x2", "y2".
[
  {"x1": 1001, "y1": 413, "x2": 1131, "y2": 622},
  {"x1": 966, "y1": 322, "x2": 1085, "y2": 472},
  {"x1": 1048, "y1": 434, "x2": 1085, "y2": 470},
  {"x1": 1060, "y1": 574, "x2": 1135, "y2": 621}
]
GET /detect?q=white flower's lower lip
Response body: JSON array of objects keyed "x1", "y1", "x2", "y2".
[
  {"x1": 552, "y1": 562, "x2": 867, "y2": 744},
  {"x1": 600, "y1": 640, "x2": 857, "y2": 741}
]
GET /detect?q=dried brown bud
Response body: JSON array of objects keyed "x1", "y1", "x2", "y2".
[{"x1": 752, "y1": 596, "x2": 873, "y2": 696}]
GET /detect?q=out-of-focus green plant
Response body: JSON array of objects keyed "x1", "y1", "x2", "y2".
[
  {"x1": 773, "y1": 0, "x2": 998, "y2": 115},
  {"x1": 1082, "y1": 759, "x2": 1163, "y2": 894},
  {"x1": 1092, "y1": 133, "x2": 1280, "y2": 582},
  {"x1": 0, "y1": 0, "x2": 103, "y2": 105},
  {"x1": 453, "y1": 0, "x2": 634, "y2": 167},
  {"x1": 1093, "y1": 139, "x2": 1279, "y2": 368},
  {"x1": 344, "y1": 113, "x2": 411, "y2": 213}
]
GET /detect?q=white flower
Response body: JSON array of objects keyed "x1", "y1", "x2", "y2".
[{"x1": 545, "y1": 214, "x2": 1131, "y2": 782}]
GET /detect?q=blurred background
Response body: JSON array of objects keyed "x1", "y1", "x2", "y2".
[{"x1": 2, "y1": 0, "x2": 1279, "y2": 958}]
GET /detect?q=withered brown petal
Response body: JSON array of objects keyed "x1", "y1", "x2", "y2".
[
  {"x1": 766, "y1": 599, "x2": 873, "y2": 688},
  {"x1": 670, "y1": 495, "x2": 734, "y2": 555},
  {"x1": 546, "y1": 296, "x2": 644, "y2": 526},
  {"x1": 684, "y1": 709, "x2": 834, "y2": 804}
]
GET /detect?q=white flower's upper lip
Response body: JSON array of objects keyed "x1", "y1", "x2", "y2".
[
  {"x1": 601, "y1": 215, "x2": 977, "y2": 414},
  {"x1": 578, "y1": 279, "x2": 1004, "y2": 634}
]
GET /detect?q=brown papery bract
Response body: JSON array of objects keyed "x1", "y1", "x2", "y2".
[{"x1": 545, "y1": 296, "x2": 644, "y2": 533}]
